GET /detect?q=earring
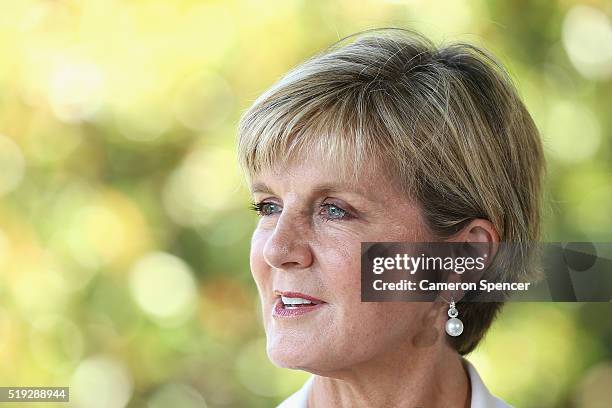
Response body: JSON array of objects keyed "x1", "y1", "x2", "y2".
[{"x1": 445, "y1": 301, "x2": 464, "y2": 337}]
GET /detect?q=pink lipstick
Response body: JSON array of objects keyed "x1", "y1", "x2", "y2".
[{"x1": 273, "y1": 291, "x2": 326, "y2": 318}]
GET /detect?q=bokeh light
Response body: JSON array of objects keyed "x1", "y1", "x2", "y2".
[
  {"x1": 147, "y1": 383, "x2": 208, "y2": 408},
  {"x1": 70, "y1": 355, "x2": 133, "y2": 408},
  {"x1": 162, "y1": 146, "x2": 241, "y2": 227},
  {"x1": 47, "y1": 57, "x2": 105, "y2": 123},
  {"x1": 545, "y1": 100, "x2": 601, "y2": 163},
  {"x1": 0, "y1": 134, "x2": 25, "y2": 196},
  {"x1": 562, "y1": 5, "x2": 612, "y2": 80},
  {"x1": 129, "y1": 252, "x2": 197, "y2": 326}
]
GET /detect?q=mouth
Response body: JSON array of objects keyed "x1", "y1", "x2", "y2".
[{"x1": 272, "y1": 290, "x2": 327, "y2": 318}]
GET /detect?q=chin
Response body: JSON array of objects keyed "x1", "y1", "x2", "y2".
[{"x1": 265, "y1": 332, "x2": 329, "y2": 371}]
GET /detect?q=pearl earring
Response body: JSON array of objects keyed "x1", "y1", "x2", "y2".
[{"x1": 445, "y1": 301, "x2": 464, "y2": 337}]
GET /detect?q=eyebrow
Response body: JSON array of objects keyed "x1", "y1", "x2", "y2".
[
  {"x1": 250, "y1": 182, "x2": 273, "y2": 194},
  {"x1": 250, "y1": 182, "x2": 374, "y2": 202}
]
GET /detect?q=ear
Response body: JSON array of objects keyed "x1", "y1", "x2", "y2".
[
  {"x1": 436, "y1": 219, "x2": 500, "y2": 304},
  {"x1": 450, "y1": 218, "x2": 500, "y2": 245},
  {"x1": 448, "y1": 219, "x2": 500, "y2": 268}
]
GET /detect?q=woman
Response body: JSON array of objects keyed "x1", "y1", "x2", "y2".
[{"x1": 237, "y1": 28, "x2": 544, "y2": 408}]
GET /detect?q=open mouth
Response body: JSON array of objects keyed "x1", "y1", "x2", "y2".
[
  {"x1": 273, "y1": 291, "x2": 326, "y2": 317},
  {"x1": 281, "y1": 295, "x2": 322, "y2": 308}
]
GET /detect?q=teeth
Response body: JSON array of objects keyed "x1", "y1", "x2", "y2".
[{"x1": 281, "y1": 296, "x2": 314, "y2": 305}]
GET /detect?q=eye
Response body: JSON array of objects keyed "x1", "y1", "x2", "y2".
[
  {"x1": 320, "y1": 203, "x2": 349, "y2": 220},
  {"x1": 250, "y1": 201, "x2": 281, "y2": 216}
]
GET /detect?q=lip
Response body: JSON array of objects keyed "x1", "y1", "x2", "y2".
[
  {"x1": 275, "y1": 290, "x2": 325, "y2": 304},
  {"x1": 273, "y1": 298, "x2": 326, "y2": 317},
  {"x1": 272, "y1": 290, "x2": 327, "y2": 318}
]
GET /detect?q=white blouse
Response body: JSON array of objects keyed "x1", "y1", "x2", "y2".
[{"x1": 277, "y1": 358, "x2": 513, "y2": 408}]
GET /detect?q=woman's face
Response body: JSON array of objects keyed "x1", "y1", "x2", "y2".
[{"x1": 249, "y1": 154, "x2": 438, "y2": 374}]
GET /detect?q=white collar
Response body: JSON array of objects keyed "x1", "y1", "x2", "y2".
[
  {"x1": 277, "y1": 358, "x2": 513, "y2": 407},
  {"x1": 463, "y1": 358, "x2": 514, "y2": 407}
]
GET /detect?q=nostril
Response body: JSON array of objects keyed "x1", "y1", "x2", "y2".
[{"x1": 263, "y1": 234, "x2": 313, "y2": 269}]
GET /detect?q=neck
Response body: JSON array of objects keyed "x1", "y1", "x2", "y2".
[{"x1": 308, "y1": 340, "x2": 471, "y2": 408}]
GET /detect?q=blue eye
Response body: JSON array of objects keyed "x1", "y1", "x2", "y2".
[
  {"x1": 250, "y1": 201, "x2": 281, "y2": 216},
  {"x1": 250, "y1": 201, "x2": 352, "y2": 220},
  {"x1": 321, "y1": 203, "x2": 348, "y2": 220}
]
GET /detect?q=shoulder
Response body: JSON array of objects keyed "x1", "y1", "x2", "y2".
[
  {"x1": 276, "y1": 375, "x2": 314, "y2": 408},
  {"x1": 463, "y1": 358, "x2": 514, "y2": 408}
]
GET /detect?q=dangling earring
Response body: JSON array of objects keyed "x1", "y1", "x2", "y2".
[{"x1": 445, "y1": 301, "x2": 464, "y2": 337}]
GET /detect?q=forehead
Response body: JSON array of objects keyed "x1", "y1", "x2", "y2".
[{"x1": 250, "y1": 150, "x2": 407, "y2": 203}]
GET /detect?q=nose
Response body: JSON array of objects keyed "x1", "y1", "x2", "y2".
[{"x1": 262, "y1": 212, "x2": 313, "y2": 270}]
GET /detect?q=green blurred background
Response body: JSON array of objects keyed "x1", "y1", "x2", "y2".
[{"x1": 0, "y1": 0, "x2": 611, "y2": 407}]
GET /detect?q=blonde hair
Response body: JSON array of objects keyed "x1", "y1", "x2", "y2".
[{"x1": 237, "y1": 28, "x2": 545, "y2": 355}]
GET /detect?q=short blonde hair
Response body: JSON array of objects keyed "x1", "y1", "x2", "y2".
[{"x1": 237, "y1": 28, "x2": 545, "y2": 355}]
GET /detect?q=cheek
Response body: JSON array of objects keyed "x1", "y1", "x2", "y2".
[
  {"x1": 316, "y1": 239, "x2": 431, "y2": 353},
  {"x1": 250, "y1": 229, "x2": 271, "y2": 296},
  {"x1": 315, "y1": 235, "x2": 362, "y2": 297}
]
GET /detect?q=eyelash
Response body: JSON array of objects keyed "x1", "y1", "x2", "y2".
[{"x1": 249, "y1": 201, "x2": 353, "y2": 221}]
